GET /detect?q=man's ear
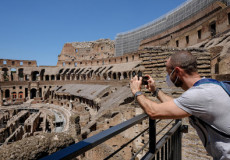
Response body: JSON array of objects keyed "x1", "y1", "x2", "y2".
[{"x1": 175, "y1": 67, "x2": 184, "y2": 76}]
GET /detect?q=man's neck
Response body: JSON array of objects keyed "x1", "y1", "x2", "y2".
[{"x1": 182, "y1": 73, "x2": 201, "y2": 91}]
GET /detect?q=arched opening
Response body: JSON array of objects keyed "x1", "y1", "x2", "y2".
[
  {"x1": 210, "y1": 21, "x2": 216, "y2": 37},
  {"x1": 66, "y1": 74, "x2": 70, "y2": 80},
  {"x1": 82, "y1": 74, "x2": 86, "y2": 80},
  {"x1": 69, "y1": 68, "x2": 75, "y2": 74},
  {"x1": 75, "y1": 68, "x2": 80, "y2": 74},
  {"x1": 30, "y1": 88, "x2": 37, "y2": 99},
  {"x1": 2, "y1": 68, "x2": 9, "y2": 81},
  {"x1": 51, "y1": 75, "x2": 55, "y2": 81},
  {"x1": 31, "y1": 71, "x2": 39, "y2": 81},
  {"x1": 123, "y1": 72, "x2": 128, "y2": 79},
  {"x1": 59, "y1": 69, "x2": 64, "y2": 74},
  {"x1": 113, "y1": 73, "x2": 117, "y2": 80},
  {"x1": 18, "y1": 91, "x2": 23, "y2": 99},
  {"x1": 5, "y1": 89, "x2": 10, "y2": 98},
  {"x1": 132, "y1": 71, "x2": 136, "y2": 78},
  {"x1": 128, "y1": 71, "x2": 132, "y2": 79},
  {"x1": 137, "y1": 71, "x2": 142, "y2": 77},
  {"x1": 96, "y1": 73, "x2": 100, "y2": 80},
  {"x1": 40, "y1": 69, "x2": 45, "y2": 81},
  {"x1": 56, "y1": 74, "x2": 60, "y2": 80},
  {"x1": 18, "y1": 68, "x2": 24, "y2": 81},
  {"x1": 76, "y1": 74, "x2": 80, "y2": 80},
  {"x1": 63, "y1": 68, "x2": 70, "y2": 75},
  {"x1": 108, "y1": 72, "x2": 112, "y2": 80},
  {"x1": 10, "y1": 68, "x2": 16, "y2": 81},
  {"x1": 103, "y1": 73, "x2": 107, "y2": 80},
  {"x1": 45, "y1": 75, "x2": 49, "y2": 81},
  {"x1": 118, "y1": 72, "x2": 121, "y2": 80},
  {"x1": 12, "y1": 92, "x2": 17, "y2": 100},
  {"x1": 71, "y1": 74, "x2": 75, "y2": 80}
]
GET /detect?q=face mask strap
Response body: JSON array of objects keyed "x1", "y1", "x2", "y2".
[{"x1": 169, "y1": 68, "x2": 179, "y2": 85}]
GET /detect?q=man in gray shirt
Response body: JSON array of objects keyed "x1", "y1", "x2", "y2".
[{"x1": 130, "y1": 51, "x2": 230, "y2": 160}]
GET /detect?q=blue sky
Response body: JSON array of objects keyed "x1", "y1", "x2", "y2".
[{"x1": 0, "y1": 0, "x2": 187, "y2": 66}]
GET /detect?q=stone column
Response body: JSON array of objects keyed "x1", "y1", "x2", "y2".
[
  {"x1": 28, "y1": 82, "x2": 31, "y2": 99},
  {"x1": 120, "y1": 74, "x2": 124, "y2": 80},
  {"x1": 0, "y1": 89, "x2": 3, "y2": 106},
  {"x1": 8, "y1": 70, "x2": 11, "y2": 81}
]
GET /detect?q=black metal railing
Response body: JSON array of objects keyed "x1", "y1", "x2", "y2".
[{"x1": 41, "y1": 114, "x2": 187, "y2": 160}]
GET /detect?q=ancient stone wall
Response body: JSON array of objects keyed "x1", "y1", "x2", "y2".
[
  {"x1": 140, "y1": 2, "x2": 230, "y2": 50},
  {"x1": 57, "y1": 39, "x2": 115, "y2": 65},
  {"x1": 0, "y1": 133, "x2": 74, "y2": 160}
]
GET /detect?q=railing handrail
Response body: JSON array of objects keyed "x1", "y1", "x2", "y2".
[{"x1": 41, "y1": 113, "x2": 148, "y2": 160}]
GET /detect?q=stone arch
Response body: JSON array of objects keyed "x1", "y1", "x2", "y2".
[
  {"x1": 18, "y1": 68, "x2": 24, "y2": 81},
  {"x1": 56, "y1": 74, "x2": 60, "y2": 80},
  {"x1": 75, "y1": 68, "x2": 81, "y2": 74},
  {"x1": 59, "y1": 68, "x2": 64, "y2": 74},
  {"x1": 2, "y1": 68, "x2": 9, "y2": 81},
  {"x1": 87, "y1": 70, "x2": 94, "y2": 79},
  {"x1": 66, "y1": 74, "x2": 70, "y2": 80},
  {"x1": 5, "y1": 89, "x2": 10, "y2": 98},
  {"x1": 128, "y1": 71, "x2": 132, "y2": 79},
  {"x1": 12, "y1": 92, "x2": 17, "y2": 100},
  {"x1": 137, "y1": 70, "x2": 142, "y2": 77},
  {"x1": 69, "y1": 68, "x2": 75, "y2": 74},
  {"x1": 63, "y1": 68, "x2": 70, "y2": 75},
  {"x1": 31, "y1": 71, "x2": 39, "y2": 81},
  {"x1": 103, "y1": 73, "x2": 107, "y2": 80},
  {"x1": 96, "y1": 73, "x2": 101, "y2": 80},
  {"x1": 123, "y1": 72, "x2": 128, "y2": 79},
  {"x1": 118, "y1": 72, "x2": 121, "y2": 80},
  {"x1": 132, "y1": 71, "x2": 136, "y2": 78},
  {"x1": 10, "y1": 68, "x2": 16, "y2": 81},
  {"x1": 40, "y1": 69, "x2": 45, "y2": 81},
  {"x1": 76, "y1": 74, "x2": 80, "y2": 80},
  {"x1": 113, "y1": 72, "x2": 117, "y2": 80},
  {"x1": 18, "y1": 91, "x2": 23, "y2": 99},
  {"x1": 30, "y1": 88, "x2": 37, "y2": 99},
  {"x1": 108, "y1": 71, "x2": 112, "y2": 80},
  {"x1": 45, "y1": 75, "x2": 49, "y2": 81},
  {"x1": 51, "y1": 75, "x2": 55, "y2": 81}
]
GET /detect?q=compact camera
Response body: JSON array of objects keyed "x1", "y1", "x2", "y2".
[
  {"x1": 132, "y1": 72, "x2": 149, "y2": 85},
  {"x1": 141, "y1": 76, "x2": 149, "y2": 85}
]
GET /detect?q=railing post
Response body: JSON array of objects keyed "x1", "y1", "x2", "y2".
[
  {"x1": 176, "y1": 119, "x2": 182, "y2": 160},
  {"x1": 149, "y1": 118, "x2": 156, "y2": 154}
]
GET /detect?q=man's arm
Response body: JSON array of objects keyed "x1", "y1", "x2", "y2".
[
  {"x1": 130, "y1": 75, "x2": 190, "y2": 119},
  {"x1": 157, "y1": 90, "x2": 173, "y2": 103},
  {"x1": 136, "y1": 95, "x2": 191, "y2": 119},
  {"x1": 145, "y1": 75, "x2": 173, "y2": 102}
]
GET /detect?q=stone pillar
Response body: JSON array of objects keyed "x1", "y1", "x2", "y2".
[
  {"x1": 120, "y1": 74, "x2": 124, "y2": 80},
  {"x1": 0, "y1": 89, "x2": 3, "y2": 106},
  {"x1": 14, "y1": 69, "x2": 18, "y2": 81},
  {"x1": 0, "y1": 71, "x2": 3, "y2": 81},
  {"x1": 8, "y1": 70, "x2": 11, "y2": 81},
  {"x1": 28, "y1": 82, "x2": 31, "y2": 99}
]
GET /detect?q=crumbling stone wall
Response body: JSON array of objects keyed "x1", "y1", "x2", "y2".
[
  {"x1": 57, "y1": 39, "x2": 115, "y2": 65},
  {"x1": 0, "y1": 133, "x2": 74, "y2": 160}
]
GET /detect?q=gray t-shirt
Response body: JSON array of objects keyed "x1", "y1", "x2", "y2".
[{"x1": 174, "y1": 83, "x2": 230, "y2": 160}]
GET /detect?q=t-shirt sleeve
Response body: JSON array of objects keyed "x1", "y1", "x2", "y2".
[{"x1": 174, "y1": 86, "x2": 212, "y2": 118}]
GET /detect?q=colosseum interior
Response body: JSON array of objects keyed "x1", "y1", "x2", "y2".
[{"x1": 1, "y1": 0, "x2": 230, "y2": 159}]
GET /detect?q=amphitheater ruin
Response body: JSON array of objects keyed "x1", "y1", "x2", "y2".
[{"x1": 1, "y1": 0, "x2": 230, "y2": 159}]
